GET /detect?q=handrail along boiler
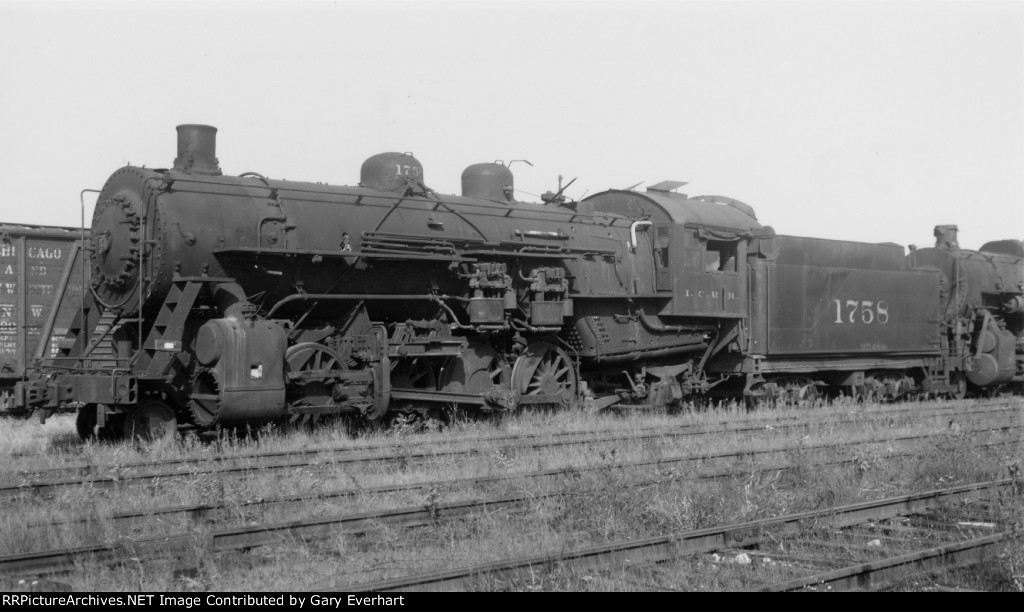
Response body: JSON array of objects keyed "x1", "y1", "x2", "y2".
[{"x1": 15, "y1": 126, "x2": 1024, "y2": 440}]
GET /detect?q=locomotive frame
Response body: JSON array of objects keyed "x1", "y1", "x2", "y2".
[{"x1": 13, "y1": 125, "x2": 1024, "y2": 441}]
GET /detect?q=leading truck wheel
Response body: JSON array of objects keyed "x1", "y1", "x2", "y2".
[{"x1": 123, "y1": 400, "x2": 178, "y2": 443}]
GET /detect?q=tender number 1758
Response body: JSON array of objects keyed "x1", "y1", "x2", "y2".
[{"x1": 832, "y1": 299, "x2": 889, "y2": 324}]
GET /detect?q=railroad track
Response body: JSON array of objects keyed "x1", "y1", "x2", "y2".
[
  {"x1": 4, "y1": 402, "x2": 1017, "y2": 499},
  {"x1": 3, "y1": 434, "x2": 1018, "y2": 577},
  {"x1": 747, "y1": 520, "x2": 1008, "y2": 591},
  {"x1": 14, "y1": 398, "x2": 1009, "y2": 483},
  {"x1": 330, "y1": 478, "x2": 1018, "y2": 591},
  {"x1": 20, "y1": 422, "x2": 1022, "y2": 534}
]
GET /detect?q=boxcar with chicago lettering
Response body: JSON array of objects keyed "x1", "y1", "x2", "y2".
[{"x1": 0, "y1": 224, "x2": 85, "y2": 414}]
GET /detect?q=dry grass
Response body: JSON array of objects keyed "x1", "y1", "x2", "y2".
[{"x1": 0, "y1": 397, "x2": 1021, "y2": 591}]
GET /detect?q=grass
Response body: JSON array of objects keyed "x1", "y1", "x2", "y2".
[{"x1": 0, "y1": 397, "x2": 1021, "y2": 591}]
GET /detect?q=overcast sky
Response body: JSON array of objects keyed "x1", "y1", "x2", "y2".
[{"x1": 1, "y1": 0, "x2": 1020, "y2": 250}]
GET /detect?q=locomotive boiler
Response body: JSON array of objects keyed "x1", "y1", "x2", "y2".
[{"x1": 15, "y1": 125, "x2": 1024, "y2": 440}]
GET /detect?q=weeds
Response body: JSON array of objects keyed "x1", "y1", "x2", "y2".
[
  {"x1": 1, "y1": 398, "x2": 1020, "y2": 590},
  {"x1": 993, "y1": 461, "x2": 1024, "y2": 592}
]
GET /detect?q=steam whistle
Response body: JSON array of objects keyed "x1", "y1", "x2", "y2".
[{"x1": 541, "y1": 174, "x2": 578, "y2": 206}]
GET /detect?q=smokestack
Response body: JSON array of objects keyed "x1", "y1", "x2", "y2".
[{"x1": 173, "y1": 124, "x2": 221, "y2": 175}]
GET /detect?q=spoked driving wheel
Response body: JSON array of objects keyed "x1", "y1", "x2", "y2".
[
  {"x1": 285, "y1": 342, "x2": 347, "y2": 425},
  {"x1": 512, "y1": 342, "x2": 578, "y2": 406}
]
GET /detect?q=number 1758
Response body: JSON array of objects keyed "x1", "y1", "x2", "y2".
[{"x1": 832, "y1": 299, "x2": 889, "y2": 324}]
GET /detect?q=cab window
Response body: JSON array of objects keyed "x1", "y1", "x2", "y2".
[
  {"x1": 705, "y1": 240, "x2": 737, "y2": 273},
  {"x1": 654, "y1": 226, "x2": 670, "y2": 269}
]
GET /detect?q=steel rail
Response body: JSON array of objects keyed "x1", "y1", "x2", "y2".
[
  {"x1": 333, "y1": 479, "x2": 1015, "y2": 591},
  {"x1": 753, "y1": 532, "x2": 1008, "y2": 591},
  {"x1": 8, "y1": 413, "x2": 815, "y2": 481},
  {"x1": 3, "y1": 422, "x2": 824, "y2": 497},
  {"x1": 18, "y1": 397, "x2": 1010, "y2": 482},
  {"x1": 5, "y1": 422, "x2": 788, "y2": 496},
  {"x1": 6, "y1": 403, "x2": 1017, "y2": 497},
  {"x1": 3, "y1": 453, "x2": 1015, "y2": 579},
  {"x1": 22, "y1": 435, "x2": 1021, "y2": 534},
  {"x1": 4, "y1": 420, "x2": 1019, "y2": 501}
]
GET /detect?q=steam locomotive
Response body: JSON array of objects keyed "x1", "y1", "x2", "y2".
[{"x1": 15, "y1": 125, "x2": 1024, "y2": 441}]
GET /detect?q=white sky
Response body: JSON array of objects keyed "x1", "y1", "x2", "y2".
[{"x1": 0, "y1": 0, "x2": 1021, "y2": 251}]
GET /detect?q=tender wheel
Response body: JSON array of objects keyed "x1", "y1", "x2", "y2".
[
  {"x1": 438, "y1": 343, "x2": 510, "y2": 395},
  {"x1": 123, "y1": 400, "x2": 177, "y2": 443},
  {"x1": 285, "y1": 342, "x2": 348, "y2": 425},
  {"x1": 744, "y1": 384, "x2": 772, "y2": 411},
  {"x1": 867, "y1": 373, "x2": 915, "y2": 402},
  {"x1": 512, "y1": 342, "x2": 578, "y2": 406},
  {"x1": 770, "y1": 376, "x2": 819, "y2": 408},
  {"x1": 76, "y1": 405, "x2": 98, "y2": 441},
  {"x1": 795, "y1": 382, "x2": 820, "y2": 407},
  {"x1": 855, "y1": 382, "x2": 880, "y2": 404}
]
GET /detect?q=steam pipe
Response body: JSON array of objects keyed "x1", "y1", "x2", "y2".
[{"x1": 637, "y1": 307, "x2": 685, "y2": 333}]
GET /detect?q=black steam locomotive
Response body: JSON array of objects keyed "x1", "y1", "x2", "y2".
[{"x1": 15, "y1": 125, "x2": 1024, "y2": 440}]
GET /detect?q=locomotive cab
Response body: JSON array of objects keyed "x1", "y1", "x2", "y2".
[{"x1": 583, "y1": 185, "x2": 763, "y2": 318}]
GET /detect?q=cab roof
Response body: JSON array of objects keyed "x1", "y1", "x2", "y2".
[{"x1": 583, "y1": 188, "x2": 764, "y2": 234}]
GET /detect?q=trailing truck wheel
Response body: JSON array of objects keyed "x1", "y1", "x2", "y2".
[
  {"x1": 76, "y1": 405, "x2": 98, "y2": 441},
  {"x1": 123, "y1": 400, "x2": 177, "y2": 443},
  {"x1": 512, "y1": 343, "x2": 578, "y2": 407}
]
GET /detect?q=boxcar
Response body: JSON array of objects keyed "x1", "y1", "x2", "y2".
[{"x1": 0, "y1": 224, "x2": 86, "y2": 413}]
